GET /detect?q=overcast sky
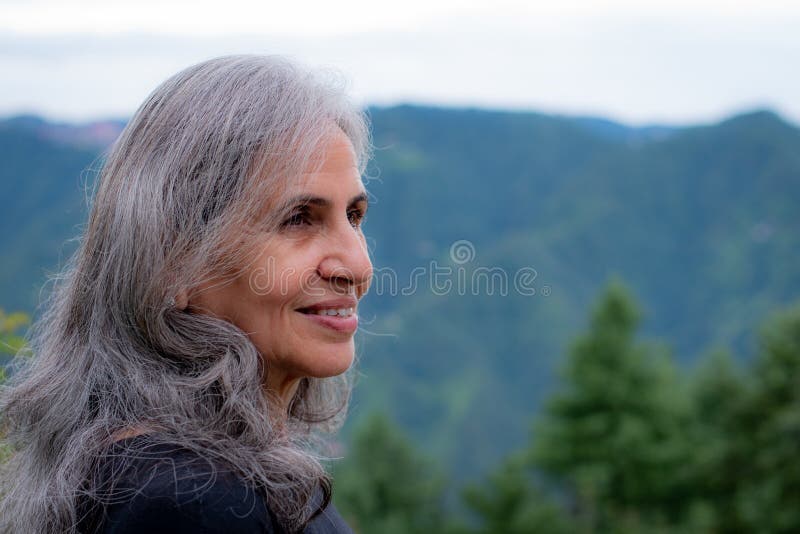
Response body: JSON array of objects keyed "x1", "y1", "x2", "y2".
[{"x1": 1, "y1": 0, "x2": 798, "y2": 125}]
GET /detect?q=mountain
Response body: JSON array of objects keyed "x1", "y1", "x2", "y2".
[{"x1": 1, "y1": 107, "x2": 798, "y2": 476}]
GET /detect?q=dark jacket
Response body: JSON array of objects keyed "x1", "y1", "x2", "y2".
[{"x1": 77, "y1": 437, "x2": 353, "y2": 534}]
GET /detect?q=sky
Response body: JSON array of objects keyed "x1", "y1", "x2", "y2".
[{"x1": 1, "y1": 0, "x2": 798, "y2": 126}]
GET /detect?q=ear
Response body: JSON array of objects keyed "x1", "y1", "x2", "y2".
[{"x1": 174, "y1": 289, "x2": 189, "y2": 311}]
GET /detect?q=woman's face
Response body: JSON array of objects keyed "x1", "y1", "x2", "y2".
[{"x1": 190, "y1": 128, "x2": 372, "y2": 399}]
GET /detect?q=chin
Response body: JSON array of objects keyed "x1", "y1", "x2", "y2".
[{"x1": 304, "y1": 342, "x2": 355, "y2": 378}]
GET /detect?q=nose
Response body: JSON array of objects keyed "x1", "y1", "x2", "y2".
[{"x1": 317, "y1": 220, "x2": 373, "y2": 298}]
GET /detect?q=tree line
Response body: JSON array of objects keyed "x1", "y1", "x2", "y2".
[{"x1": 332, "y1": 280, "x2": 800, "y2": 534}]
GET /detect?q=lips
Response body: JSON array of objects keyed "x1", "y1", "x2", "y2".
[{"x1": 296, "y1": 296, "x2": 359, "y2": 335}]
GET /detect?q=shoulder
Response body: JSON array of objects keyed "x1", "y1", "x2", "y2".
[
  {"x1": 89, "y1": 440, "x2": 278, "y2": 534},
  {"x1": 304, "y1": 502, "x2": 356, "y2": 534}
]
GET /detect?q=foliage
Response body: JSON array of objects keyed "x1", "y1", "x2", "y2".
[
  {"x1": 334, "y1": 286, "x2": 800, "y2": 534},
  {"x1": 332, "y1": 413, "x2": 451, "y2": 534},
  {"x1": 0, "y1": 308, "x2": 29, "y2": 463},
  {"x1": 461, "y1": 452, "x2": 574, "y2": 534},
  {"x1": 684, "y1": 348, "x2": 750, "y2": 532},
  {"x1": 0, "y1": 309, "x2": 28, "y2": 355},
  {"x1": 0, "y1": 308, "x2": 30, "y2": 381},
  {"x1": 530, "y1": 280, "x2": 694, "y2": 532},
  {"x1": 735, "y1": 305, "x2": 800, "y2": 533}
]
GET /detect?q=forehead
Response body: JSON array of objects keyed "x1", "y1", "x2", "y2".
[
  {"x1": 305, "y1": 129, "x2": 359, "y2": 175},
  {"x1": 248, "y1": 128, "x2": 365, "y2": 225},
  {"x1": 294, "y1": 129, "x2": 363, "y2": 192}
]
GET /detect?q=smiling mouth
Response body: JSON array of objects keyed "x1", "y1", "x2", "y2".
[
  {"x1": 296, "y1": 307, "x2": 359, "y2": 334},
  {"x1": 297, "y1": 306, "x2": 356, "y2": 317},
  {"x1": 296, "y1": 293, "x2": 358, "y2": 316}
]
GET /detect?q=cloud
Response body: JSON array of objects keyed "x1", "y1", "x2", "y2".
[{"x1": 0, "y1": 10, "x2": 798, "y2": 124}]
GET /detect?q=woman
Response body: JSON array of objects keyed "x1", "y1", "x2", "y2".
[{"x1": 0, "y1": 55, "x2": 372, "y2": 533}]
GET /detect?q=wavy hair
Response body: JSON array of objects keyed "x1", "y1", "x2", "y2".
[{"x1": 0, "y1": 55, "x2": 370, "y2": 533}]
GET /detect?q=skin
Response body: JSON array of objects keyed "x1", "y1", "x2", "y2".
[{"x1": 182, "y1": 128, "x2": 373, "y2": 413}]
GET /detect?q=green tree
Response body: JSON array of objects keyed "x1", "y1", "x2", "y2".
[
  {"x1": 461, "y1": 452, "x2": 574, "y2": 534},
  {"x1": 530, "y1": 280, "x2": 693, "y2": 533},
  {"x1": 332, "y1": 413, "x2": 450, "y2": 534},
  {"x1": 685, "y1": 349, "x2": 750, "y2": 532},
  {"x1": 736, "y1": 305, "x2": 800, "y2": 533}
]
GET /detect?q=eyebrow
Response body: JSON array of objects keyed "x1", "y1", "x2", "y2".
[{"x1": 282, "y1": 191, "x2": 369, "y2": 211}]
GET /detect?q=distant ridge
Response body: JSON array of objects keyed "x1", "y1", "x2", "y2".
[
  {"x1": 567, "y1": 116, "x2": 678, "y2": 144},
  {"x1": 0, "y1": 114, "x2": 126, "y2": 150},
  {"x1": 1, "y1": 106, "x2": 790, "y2": 151}
]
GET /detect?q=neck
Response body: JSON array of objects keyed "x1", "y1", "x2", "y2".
[{"x1": 265, "y1": 370, "x2": 302, "y2": 417}]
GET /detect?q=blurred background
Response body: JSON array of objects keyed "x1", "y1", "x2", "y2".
[{"x1": 1, "y1": 1, "x2": 799, "y2": 532}]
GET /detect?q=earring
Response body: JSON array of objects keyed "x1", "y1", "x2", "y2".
[{"x1": 166, "y1": 296, "x2": 176, "y2": 308}]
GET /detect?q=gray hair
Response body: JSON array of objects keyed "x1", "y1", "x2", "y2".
[{"x1": 0, "y1": 55, "x2": 370, "y2": 533}]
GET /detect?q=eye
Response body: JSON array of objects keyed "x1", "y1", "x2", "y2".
[
  {"x1": 347, "y1": 208, "x2": 366, "y2": 228},
  {"x1": 282, "y1": 207, "x2": 312, "y2": 228}
]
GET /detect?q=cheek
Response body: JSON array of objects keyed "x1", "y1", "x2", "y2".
[
  {"x1": 236, "y1": 292, "x2": 290, "y2": 362},
  {"x1": 247, "y1": 253, "x2": 309, "y2": 302},
  {"x1": 232, "y1": 261, "x2": 296, "y2": 331}
]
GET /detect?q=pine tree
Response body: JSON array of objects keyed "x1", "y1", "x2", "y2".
[
  {"x1": 685, "y1": 349, "x2": 750, "y2": 532},
  {"x1": 461, "y1": 452, "x2": 574, "y2": 534},
  {"x1": 736, "y1": 305, "x2": 800, "y2": 533},
  {"x1": 332, "y1": 413, "x2": 449, "y2": 534},
  {"x1": 530, "y1": 280, "x2": 693, "y2": 532}
]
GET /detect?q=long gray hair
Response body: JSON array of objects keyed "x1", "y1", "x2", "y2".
[{"x1": 0, "y1": 55, "x2": 370, "y2": 533}]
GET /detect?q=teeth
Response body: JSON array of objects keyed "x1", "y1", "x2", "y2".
[{"x1": 314, "y1": 307, "x2": 354, "y2": 317}]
